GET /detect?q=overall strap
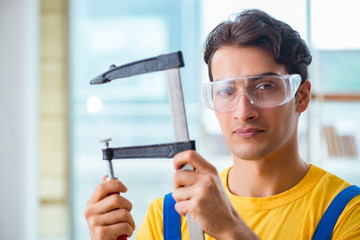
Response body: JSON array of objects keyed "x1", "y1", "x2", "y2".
[
  {"x1": 312, "y1": 185, "x2": 360, "y2": 240},
  {"x1": 163, "y1": 192, "x2": 181, "y2": 240}
]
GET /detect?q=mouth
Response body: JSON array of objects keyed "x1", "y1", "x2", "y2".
[{"x1": 233, "y1": 128, "x2": 265, "y2": 138}]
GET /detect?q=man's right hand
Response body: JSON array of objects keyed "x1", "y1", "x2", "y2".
[{"x1": 84, "y1": 176, "x2": 135, "y2": 239}]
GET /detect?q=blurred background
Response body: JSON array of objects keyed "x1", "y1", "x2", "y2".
[{"x1": 1, "y1": 0, "x2": 360, "y2": 239}]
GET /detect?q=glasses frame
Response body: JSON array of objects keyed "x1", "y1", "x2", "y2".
[{"x1": 202, "y1": 74, "x2": 302, "y2": 112}]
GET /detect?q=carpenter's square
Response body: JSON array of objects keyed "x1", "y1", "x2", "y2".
[{"x1": 91, "y1": 51, "x2": 205, "y2": 240}]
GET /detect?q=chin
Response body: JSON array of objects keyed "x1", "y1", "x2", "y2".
[
  {"x1": 232, "y1": 148, "x2": 267, "y2": 160},
  {"x1": 231, "y1": 137, "x2": 280, "y2": 158}
]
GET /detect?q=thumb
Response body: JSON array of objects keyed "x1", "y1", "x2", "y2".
[{"x1": 102, "y1": 175, "x2": 109, "y2": 182}]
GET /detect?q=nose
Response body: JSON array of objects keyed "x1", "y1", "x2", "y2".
[{"x1": 232, "y1": 93, "x2": 259, "y2": 122}]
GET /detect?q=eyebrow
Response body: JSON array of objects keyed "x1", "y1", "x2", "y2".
[
  {"x1": 254, "y1": 72, "x2": 280, "y2": 77},
  {"x1": 248, "y1": 72, "x2": 282, "y2": 81},
  {"x1": 214, "y1": 72, "x2": 281, "y2": 81}
]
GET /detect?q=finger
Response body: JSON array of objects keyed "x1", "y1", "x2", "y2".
[
  {"x1": 85, "y1": 194, "x2": 133, "y2": 227},
  {"x1": 173, "y1": 186, "x2": 207, "y2": 218},
  {"x1": 98, "y1": 194, "x2": 133, "y2": 213},
  {"x1": 93, "y1": 221, "x2": 135, "y2": 239},
  {"x1": 174, "y1": 199, "x2": 190, "y2": 216},
  {"x1": 172, "y1": 185, "x2": 193, "y2": 201},
  {"x1": 174, "y1": 150, "x2": 217, "y2": 174},
  {"x1": 109, "y1": 221, "x2": 136, "y2": 238},
  {"x1": 90, "y1": 207, "x2": 135, "y2": 229},
  {"x1": 173, "y1": 170, "x2": 197, "y2": 188},
  {"x1": 87, "y1": 180, "x2": 128, "y2": 205}
]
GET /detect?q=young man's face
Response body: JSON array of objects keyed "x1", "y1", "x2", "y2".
[{"x1": 211, "y1": 46, "x2": 300, "y2": 161}]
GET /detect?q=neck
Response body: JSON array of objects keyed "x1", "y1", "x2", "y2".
[{"x1": 228, "y1": 142, "x2": 310, "y2": 197}]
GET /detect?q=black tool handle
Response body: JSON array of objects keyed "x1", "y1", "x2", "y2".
[{"x1": 102, "y1": 140, "x2": 195, "y2": 160}]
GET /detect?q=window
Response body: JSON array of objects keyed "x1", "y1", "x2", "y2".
[
  {"x1": 70, "y1": 1, "x2": 360, "y2": 239},
  {"x1": 307, "y1": 0, "x2": 360, "y2": 184},
  {"x1": 70, "y1": 0, "x2": 200, "y2": 238}
]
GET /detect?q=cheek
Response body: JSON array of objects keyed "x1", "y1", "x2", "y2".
[
  {"x1": 215, "y1": 112, "x2": 232, "y2": 137},
  {"x1": 265, "y1": 104, "x2": 297, "y2": 137}
]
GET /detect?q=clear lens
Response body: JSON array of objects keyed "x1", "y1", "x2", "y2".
[{"x1": 203, "y1": 74, "x2": 301, "y2": 112}]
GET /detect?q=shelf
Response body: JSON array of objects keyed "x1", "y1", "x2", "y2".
[
  {"x1": 305, "y1": 96, "x2": 360, "y2": 174},
  {"x1": 311, "y1": 93, "x2": 360, "y2": 101}
]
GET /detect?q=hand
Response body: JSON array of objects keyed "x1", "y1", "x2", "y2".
[
  {"x1": 172, "y1": 150, "x2": 259, "y2": 240},
  {"x1": 84, "y1": 176, "x2": 135, "y2": 240}
]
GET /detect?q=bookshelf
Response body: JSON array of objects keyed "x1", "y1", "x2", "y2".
[{"x1": 306, "y1": 93, "x2": 360, "y2": 184}]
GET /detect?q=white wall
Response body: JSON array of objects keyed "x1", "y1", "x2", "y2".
[{"x1": 0, "y1": 0, "x2": 39, "y2": 239}]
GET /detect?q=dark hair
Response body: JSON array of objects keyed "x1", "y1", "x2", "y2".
[{"x1": 204, "y1": 9, "x2": 312, "y2": 83}]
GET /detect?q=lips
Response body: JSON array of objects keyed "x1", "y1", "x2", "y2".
[{"x1": 233, "y1": 128, "x2": 265, "y2": 138}]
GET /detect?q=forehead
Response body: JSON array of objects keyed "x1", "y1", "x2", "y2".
[{"x1": 211, "y1": 46, "x2": 288, "y2": 81}]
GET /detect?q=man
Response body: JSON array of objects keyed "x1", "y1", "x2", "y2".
[{"x1": 85, "y1": 9, "x2": 360, "y2": 239}]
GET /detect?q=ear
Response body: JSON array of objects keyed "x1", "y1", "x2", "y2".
[{"x1": 295, "y1": 80, "x2": 311, "y2": 114}]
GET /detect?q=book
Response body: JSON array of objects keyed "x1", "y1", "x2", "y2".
[{"x1": 323, "y1": 125, "x2": 358, "y2": 158}]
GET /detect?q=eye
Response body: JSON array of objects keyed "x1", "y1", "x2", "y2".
[
  {"x1": 253, "y1": 77, "x2": 280, "y2": 91},
  {"x1": 256, "y1": 83, "x2": 276, "y2": 91},
  {"x1": 216, "y1": 86, "x2": 236, "y2": 96}
]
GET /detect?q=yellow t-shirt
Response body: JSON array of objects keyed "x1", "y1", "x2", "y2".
[{"x1": 135, "y1": 165, "x2": 360, "y2": 239}]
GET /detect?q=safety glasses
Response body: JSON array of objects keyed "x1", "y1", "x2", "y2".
[{"x1": 203, "y1": 74, "x2": 301, "y2": 112}]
